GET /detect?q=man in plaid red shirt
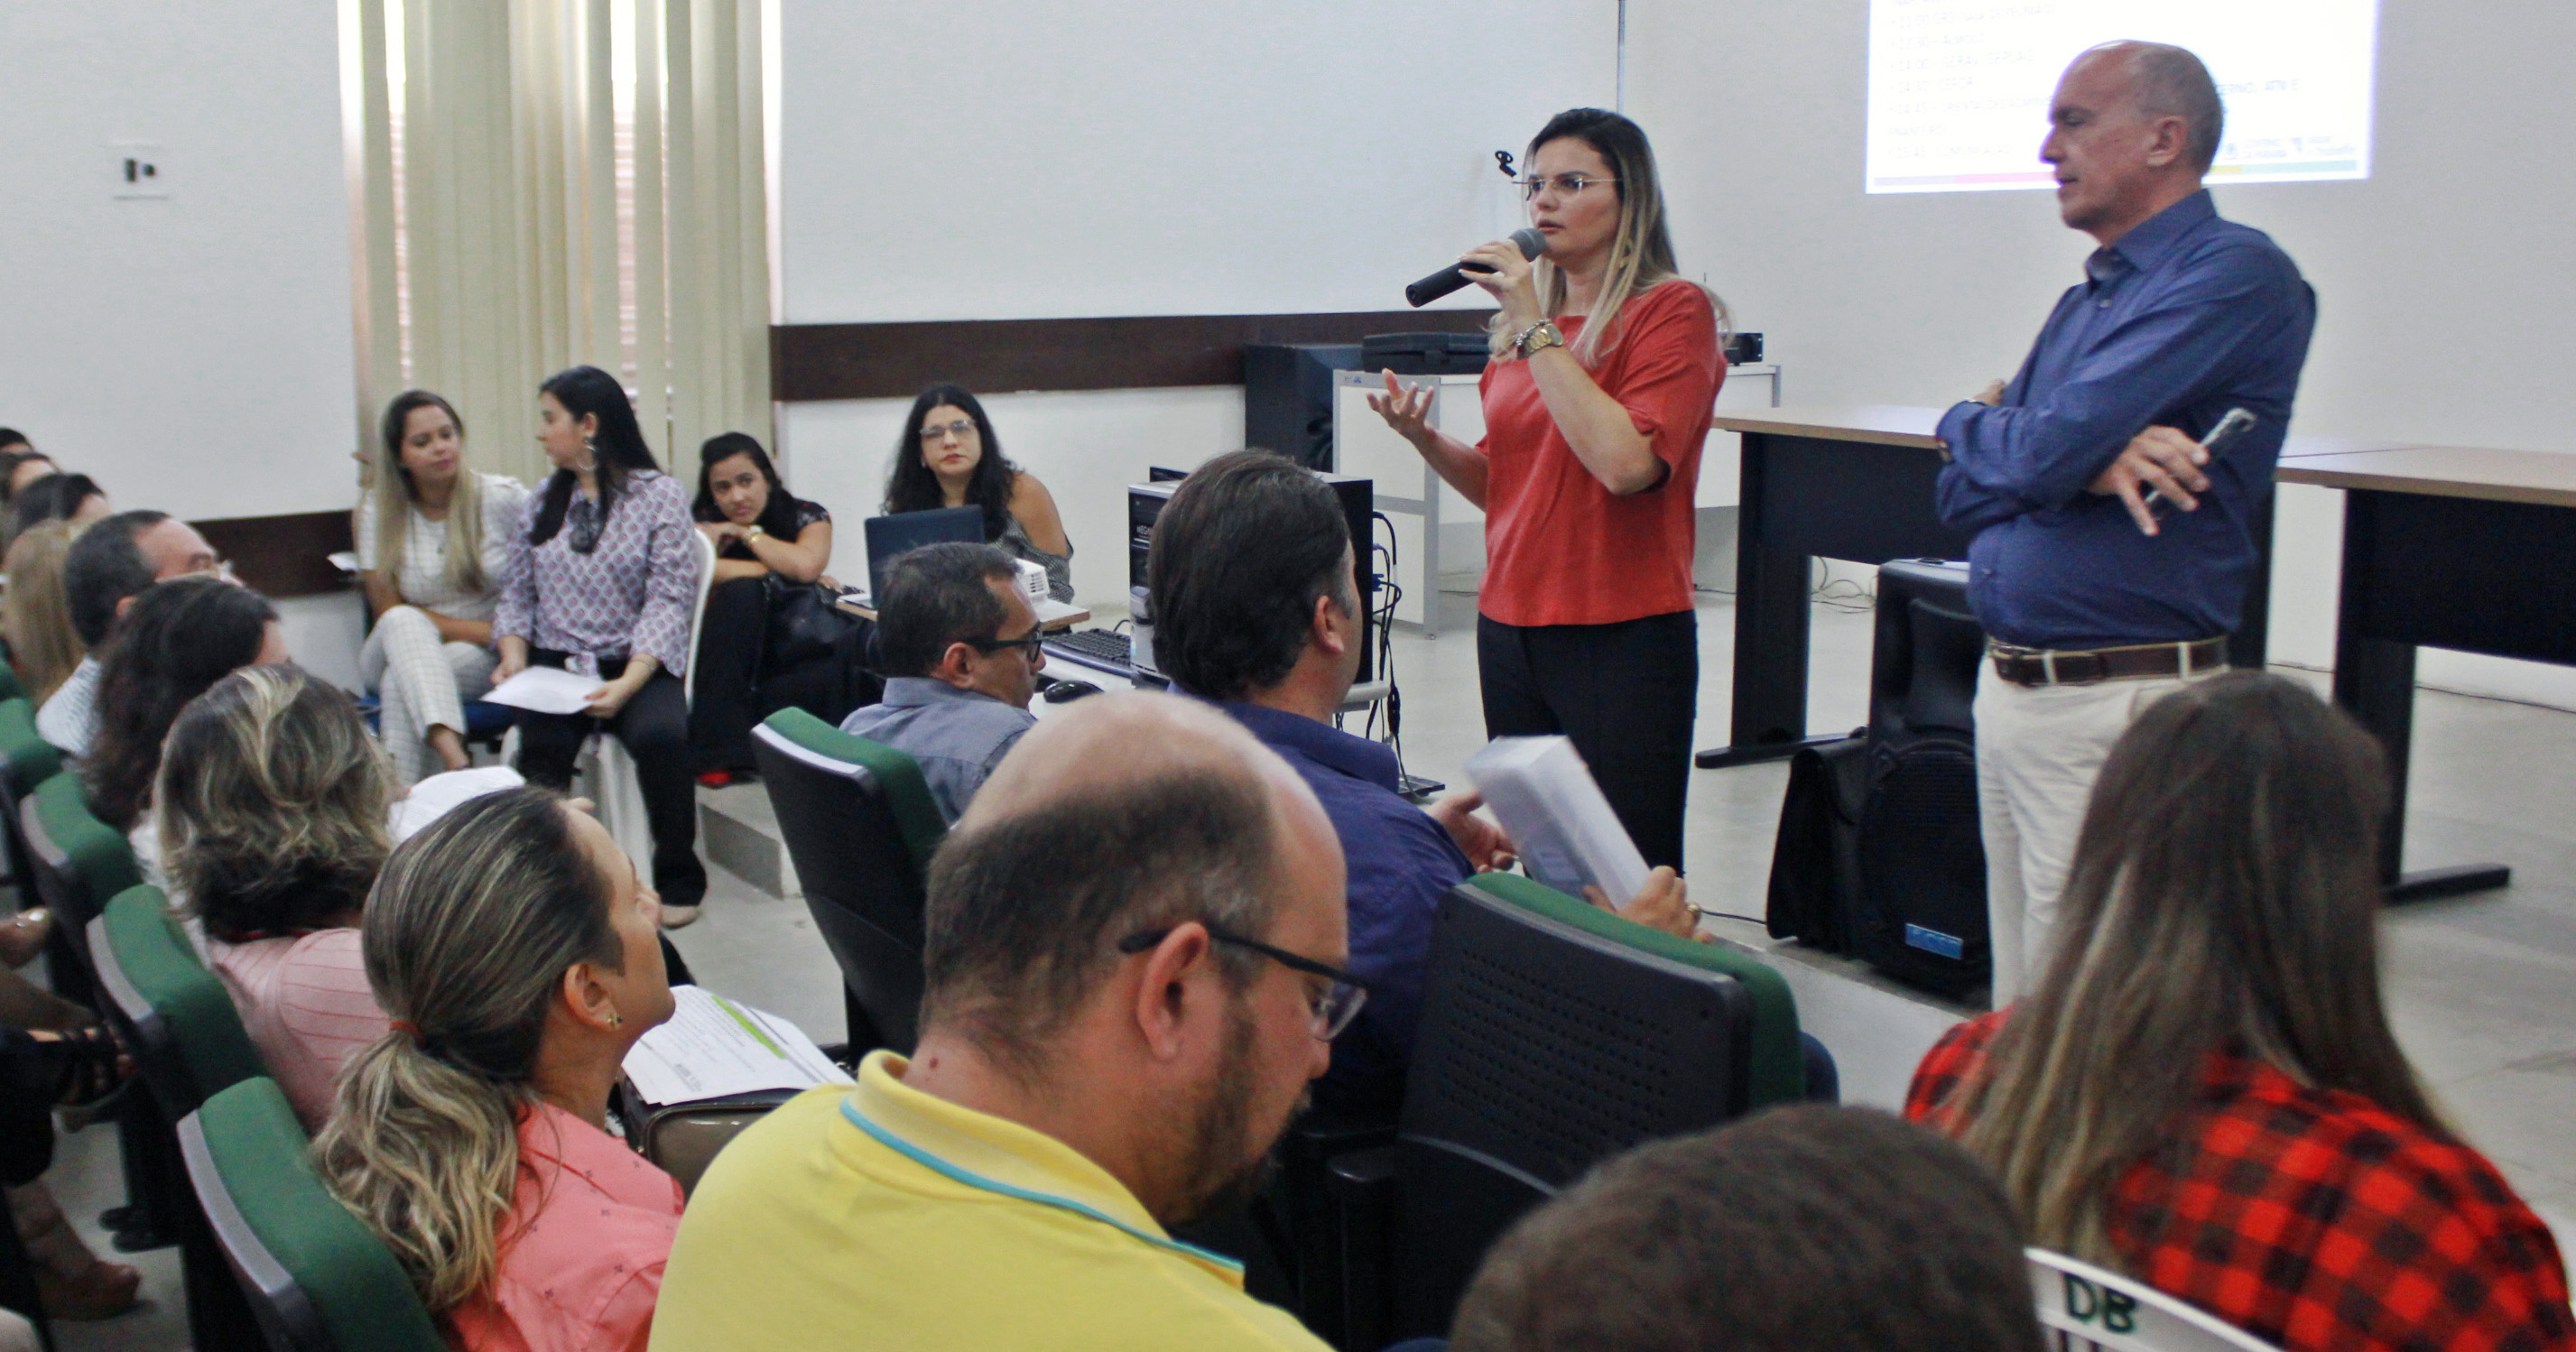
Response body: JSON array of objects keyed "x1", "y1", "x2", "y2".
[{"x1": 1912, "y1": 1014, "x2": 2576, "y2": 1352}]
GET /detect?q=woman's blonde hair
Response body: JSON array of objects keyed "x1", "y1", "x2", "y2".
[
  {"x1": 3, "y1": 520, "x2": 85, "y2": 704},
  {"x1": 312, "y1": 787, "x2": 624, "y2": 1314},
  {"x1": 159, "y1": 665, "x2": 392, "y2": 942},
  {"x1": 1948, "y1": 673, "x2": 2442, "y2": 1266},
  {"x1": 373, "y1": 391, "x2": 490, "y2": 596},
  {"x1": 1496, "y1": 107, "x2": 1729, "y2": 367}
]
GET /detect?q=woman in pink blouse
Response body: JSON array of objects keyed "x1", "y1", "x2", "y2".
[
  {"x1": 495, "y1": 366, "x2": 708, "y2": 927},
  {"x1": 162, "y1": 666, "x2": 395, "y2": 1129},
  {"x1": 316, "y1": 786, "x2": 682, "y2": 1352}
]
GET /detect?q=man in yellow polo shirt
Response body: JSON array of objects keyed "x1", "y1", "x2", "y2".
[{"x1": 651, "y1": 692, "x2": 1351, "y2": 1352}]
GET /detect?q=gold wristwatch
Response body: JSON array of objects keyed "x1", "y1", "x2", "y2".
[{"x1": 1514, "y1": 319, "x2": 1565, "y2": 358}]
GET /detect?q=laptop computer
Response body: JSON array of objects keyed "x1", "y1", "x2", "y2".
[{"x1": 851, "y1": 506, "x2": 984, "y2": 605}]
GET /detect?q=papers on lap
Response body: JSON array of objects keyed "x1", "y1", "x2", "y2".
[
  {"x1": 481, "y1": 665, "x2": 606, "y2": 716},
  {"x1": 1465, "y1": 736, "x2": 1651, "y2": 903},
  {"x1": 388, "y1": 766, "x2": 525, "y2": 843},
  {"x1": 623, "y1": 986, "x2": 853, "y2": 1106}
]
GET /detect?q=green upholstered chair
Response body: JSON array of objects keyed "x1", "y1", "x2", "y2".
[
  {"x1": 90, "y1": 885, "x2": 264, "y2": 1116},
  {"x1": 751, "y1": 707, "x2": 945, "y2": 1053},
  {"x1": 178, "y1": 1078, "x2": 447, "y2": 1352},
  {"x1": 1331, "y1": 872, "x2": 1812, "y2": 1347},
  {"x1": 89, "y1": 884, "x2": 270, "y2": 1348},
  {"x1": 0, "y1": 700, "x2": 70, "y2": 996},
  {"x1": 19, "y1": 771, "x2": 139, "y2": 945}
]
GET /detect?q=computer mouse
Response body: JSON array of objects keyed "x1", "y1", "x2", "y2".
[{"x1": 1042, "y1": 679, "x2": 1103, "y2": 704}]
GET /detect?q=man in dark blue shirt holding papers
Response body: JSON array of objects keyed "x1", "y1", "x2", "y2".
[
  {"x1": 1936, "y1": 41, "x2": 2316, "y2": 1003},
  {"x1": 1146, "y1": 451, "x2": 1696, "y2": 1116}
]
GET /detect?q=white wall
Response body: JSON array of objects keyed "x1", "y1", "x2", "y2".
[
  {"x1": 1627, "y1": 0, "x2": 2576, "y2": 707},
  {"x1": 0, "y1": 0, "x2": 360, "y2": 523},
  {"x1": 772, "y1": 1, "x2": 1622, "y2": 603}
]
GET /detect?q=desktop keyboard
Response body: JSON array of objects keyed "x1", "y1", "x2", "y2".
[{"x1": 1042, "y1": 628, "x2": 1133, "y2": 674}]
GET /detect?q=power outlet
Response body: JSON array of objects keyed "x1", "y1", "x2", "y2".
[{"x1": 113, "y1": 142, "x2": 168, "y2": 199}]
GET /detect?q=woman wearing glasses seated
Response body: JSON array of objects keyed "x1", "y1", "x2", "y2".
[
  {"x1": 882, "y1": 384, "x2": 1075, "y2": 602},
  {"x1": 1368, "y1": 107, "x2": 1725, "y2": 878},
  {"x1": 495, "y1": 366, "x2": 709, "y2": 928}
]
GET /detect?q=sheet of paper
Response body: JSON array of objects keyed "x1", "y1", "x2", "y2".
[
  {"x1": 388, "y1": 766, "x2": 524, "y2": 843},
  {"x1": 480, "y1": 665, "x2": 606, "y2": 716},
  {"x1": 623, "y1": 986, "x2": 853, "y2": 1106},
  {"x1": 1465, "y1": 736, "x2": 1651, "y2": 905}
]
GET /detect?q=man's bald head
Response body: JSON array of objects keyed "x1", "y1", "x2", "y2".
[
  {"x1": 2065, "y1": 41, "x2": 2223, "y2": 173},
  {"x1": 924, "y1": 692, "x2": 1339, "y2": 1080}
]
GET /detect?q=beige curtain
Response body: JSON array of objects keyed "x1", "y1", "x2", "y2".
[{"x1": 345, "y1": 0, "x2": 771, "y2": 487}]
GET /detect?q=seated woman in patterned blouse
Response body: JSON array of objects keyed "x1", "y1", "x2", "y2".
[
  {"x1": 881, "y1": 383, "x2": 1075, "y2": 603},
  {"x1": 1906, "y1": 672, "x2": 2574, "y2": 1352},
  {"x1": 495, "y1": 366, "x2": 708, "y2": 927}
]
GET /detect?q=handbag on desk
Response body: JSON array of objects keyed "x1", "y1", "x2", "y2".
[{"x1": 616, "y1": 1082, "x2": 803, "y2": 1197}]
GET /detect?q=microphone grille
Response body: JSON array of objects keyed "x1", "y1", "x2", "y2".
[{"x1": 1509, "y1": 227, "x2": 1546, "y2": 260}]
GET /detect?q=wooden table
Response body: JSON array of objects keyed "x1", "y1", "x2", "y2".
[
  {"x1": 1693, "y1": 405, "x2": 2319, "y2": 770},
  {"x1": 2278, "y1": 444, "x2": 2576, "y2": 900},
  {"x1": 1694, "y1": 407, "x2": 1968, "y2": 768}
]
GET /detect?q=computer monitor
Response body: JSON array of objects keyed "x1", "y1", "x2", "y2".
[{"x1": 861, "y1": 506, "x2": 983, "y2": 603}]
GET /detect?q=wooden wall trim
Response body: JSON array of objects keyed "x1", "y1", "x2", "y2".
[
  {"x1": 771, "y1": 309, "x2": 1496, "y2": 403},
  {"x1": 193, "y1": 510, "x2": 353, "y2": 600}
]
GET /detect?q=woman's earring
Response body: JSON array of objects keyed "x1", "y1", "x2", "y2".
[{"x1": 607, "y1": 1011, "x2": 623, "y2": 1028}]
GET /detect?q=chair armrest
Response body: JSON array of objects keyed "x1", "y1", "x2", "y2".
[{"x1": 1328, "y1": 1145, "x2": 1397, "y2": 1352}]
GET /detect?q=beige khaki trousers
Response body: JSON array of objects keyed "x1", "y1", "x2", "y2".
[{"x1": 1975, "y1": 660, "x2": 2227, "y2": 1005}]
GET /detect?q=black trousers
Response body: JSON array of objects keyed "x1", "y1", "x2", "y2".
[
  {"x1": 1478, "y1": 610, "x2": 1699, "y2": 874},
  {"x1": 688, "y1": 578, "x2": 767, "y2": 773},
  {"x1": 514, "y1": 651, "x2": 708, "y2": 909},
  {"x1": 690, "y1": 579, "x2": 883, "y2": 773}
]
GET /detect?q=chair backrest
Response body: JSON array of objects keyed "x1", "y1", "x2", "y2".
[
  {"x1": 90, "y1": 884, "x2": 266, "y2": 1117},
  {"x1": 1384, "y1": 872, "x2": 1805, "y2": 1337},
  {"x1": 178, "y1": 1078, "x2": 448, "y2": 1352},
  {"x1": 681, "y1": 525, "x2": 718, "y2": 706},
  {"x1": 20, "y1": 772, "x2": 137, "y2": 941},
  {"x1": 0, "y1": 698, "x2": 60, "y2": 802},
  {"x1": 751, "y1": 708, "x2": 944, "y2": 1053},
  {"x1": 2027, "y1": 1249, "x2": 2281, "y2": 1352}
]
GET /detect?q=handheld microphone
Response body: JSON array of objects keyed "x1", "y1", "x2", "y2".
[{"x1": 1405, "y1": 228, "x2": 1546, "y2": 308}]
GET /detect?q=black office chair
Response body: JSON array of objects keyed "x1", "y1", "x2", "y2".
[
  {"x1": 1856, "y1": 559, "x2": 1990, "y2": 995},
  {"x1": 750, "y1": 708, "x2": 946, "y2": 1054},
  {"x1": 1330, "y1": 873, "x2": 1811, "y2": 1348},
  {"x1": 88, "y1": 884, "x2": 269, "y2": 1349}
]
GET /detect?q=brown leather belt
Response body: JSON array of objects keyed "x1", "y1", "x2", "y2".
[{"x1": 1988, "y1": 637, "x2": 2229, "y2": 687}]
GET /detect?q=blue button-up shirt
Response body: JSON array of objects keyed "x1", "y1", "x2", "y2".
[
  {"x1": 838, "y1": 677, "x2": 1036, "y2": 824},
  {"x1": 1935, "y1": 191, "x2": 2316, "y2": 650},
  {"x1": 1208, "y1": 699, "x2": 1471, "y2": 1117}
]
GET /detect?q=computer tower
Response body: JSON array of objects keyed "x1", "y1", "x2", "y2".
[
  {"x1": 1129, "y1": 473, "x2": 1376, "y2": 682},
  {"x1": 1244, "y1": 343, "x2": 1360, "y2": 470}
]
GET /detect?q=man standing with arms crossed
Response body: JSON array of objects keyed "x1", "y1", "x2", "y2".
[{"x1": 1937, "y1": 41, "x2": 2315, "y2": 1004}]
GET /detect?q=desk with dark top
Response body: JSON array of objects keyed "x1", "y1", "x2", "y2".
[
  {"x1": 2277, "y1": 444, "x2": 2576, "y2": 900},
  {"x1": 1692, "y1": 406, "x2": 2326, "y2": 770}
]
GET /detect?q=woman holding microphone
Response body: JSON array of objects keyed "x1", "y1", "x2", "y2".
[{"x1": 1370, "y1": 107, "x2": 1723, "y2": 872}]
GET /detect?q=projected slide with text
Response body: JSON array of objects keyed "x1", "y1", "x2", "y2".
[{"x1": 1867, "y1": 0, "x2": 2377, "y2": 194}]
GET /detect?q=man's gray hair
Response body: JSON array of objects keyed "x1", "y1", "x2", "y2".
[{"x1": 2095, "y1": 41, "x2": 2224, "y2": 174}]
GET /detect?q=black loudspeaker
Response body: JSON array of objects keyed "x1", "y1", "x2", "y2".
[
  {"x1": 1244, "y1": 344, "x2": 1359, "y2": 471},
  {"x1": 1853, "y1": 560, "x2": 1990, "y2": 996}
]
